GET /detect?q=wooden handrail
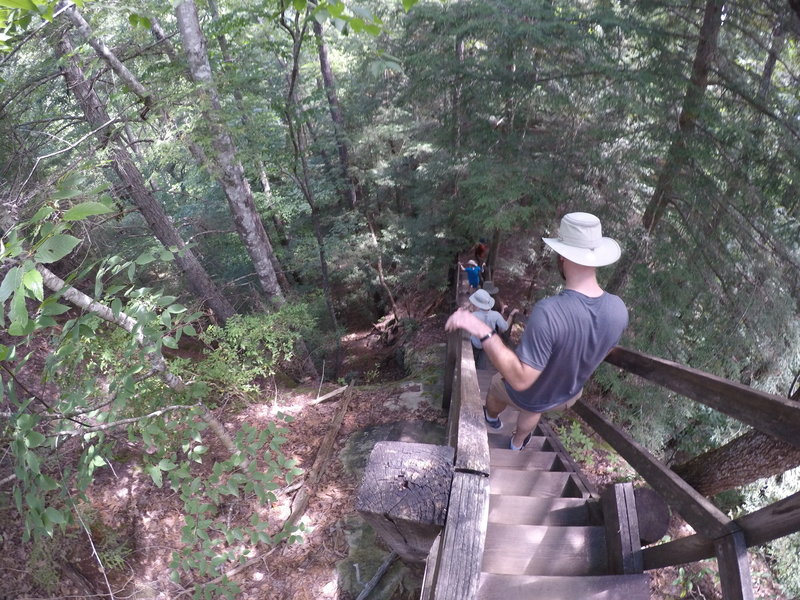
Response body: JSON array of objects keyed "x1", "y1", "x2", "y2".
[
  {"x1": 426, "y1": 272, "x2": 490, "y2": 600},
  {"x1": 572, "y1": 400, "x2": 740, "y2": 540},
  {"x1": 606, "y1": 347, "x2": 800, "y2": 449},
  {"x1": 585, "y1": 345, "x2": 800, "y2": 600}
]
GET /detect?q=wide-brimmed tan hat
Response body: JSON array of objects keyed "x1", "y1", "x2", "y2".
[
  {"x1": 469, "y1": 289, "x2": 495, "y2": 310},
  {"x1": 542, "y1": 212, "x2": 621, "y2": 267}
]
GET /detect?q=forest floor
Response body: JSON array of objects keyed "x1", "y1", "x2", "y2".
[{"x1": 0, "y1": 234, "x2": 795, "y2": 599}]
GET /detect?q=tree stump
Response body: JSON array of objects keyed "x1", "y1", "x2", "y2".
[
  {"x1": 634, "y1": 486, "x2": 671, "y2": 545},
  {"x1": 357, "y1": 441, "x2": 455, "y2": 563}
]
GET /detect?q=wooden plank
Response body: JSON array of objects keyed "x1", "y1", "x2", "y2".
[
  {"x1": 605, "y1": 347, "x2": 800, "y2": 449},
  {"x1": 573, "y1": 399, "x2": 740, "y2": 540},
  {"x1": 642, "y1": 491, "x2": 800, "y2": 569},
  {"x1": 453, "y1": 336, "x2": 491, "y2": 474},
  {"x1": 442, "y1": 329, "x2": 459, "y2": 411},
  {"x1": 488, "y1": 496, "x2": 591, "y2": 526},
  {"x1": 420, "y1": 533, "x2": 440, "y2": 600},
  {"x1": 287, "y1": 388, "x2": 351, "y2": 528},
  {"x1": 642, "y1": 534, "x2": 714, "y2": 570},
  {"x1": 715, "y1": 531, "x2": 754, "y2": 600},
  {"x1": 602, "y1": 483, "x2": 643, "y2": 575},
  {"x1": 737, "y1": 490, "x2": 800, "y2": 547},
  {"x1": 430, "y1": 471, "x2": 490, "y2": 600},
  {"x1": 487, "y1": 433, "x2": 550, "y2": 451},
  {"x1": 488, "y1": 448, "x2": 560, "y2": 470},
  {"x1": 489, "y1": 470, "x2": 576, "y2": 497},
  {"x1": 477, "y1": 573, "x2": 650, "y2": 600},
  {"x1": 482, "y1": 523, "x2": 608, "y2": 576}
]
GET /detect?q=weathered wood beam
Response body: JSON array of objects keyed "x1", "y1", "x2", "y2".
[
  {"x1": 428, "y1": 471, "x2": 489, "y2": 600},
  {"x1": 605, "y1": 347, "x2": 800, "y2": 449},
  {"x1": 573, "y1": 400, "x2": 739, "y2": 540},
  {"x1": 602, "y1": 483, "x2": 643, "y2": 575},
  {"x1": 357, "y1": 441, "x2": 454, "y2": 564},
  {"x1": 442, "y1": 328, "x2": 459, "y2": 411},
  {"x1": 716, "y1": 530, "x2": 754, "y2": 600},
  {"x1": 641, "y1": 491, "x2": 800, "y2": 569},
  {"x1": 451, "y1": 336, "x2": 491, "y2": 475}
]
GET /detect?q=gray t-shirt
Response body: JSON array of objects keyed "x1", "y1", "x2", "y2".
[
  {"x1": 470, "y1": 309, "x2": 510, "y2": 349},
  {"x1": 504, "y1": 290, "x2": 628, "y2": 412}
]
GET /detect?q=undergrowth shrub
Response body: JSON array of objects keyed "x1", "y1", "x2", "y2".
[{"x1": 187, "y1": 304, "x2": 314, "y2": 396}]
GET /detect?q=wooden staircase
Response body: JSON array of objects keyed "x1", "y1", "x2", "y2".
[{"x1": 476, "y1": 369, "x2": 650, "y2": 600}]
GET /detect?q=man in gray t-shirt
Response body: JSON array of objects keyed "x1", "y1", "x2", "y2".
[{"x1": 445, "y1": 212, "x2": 629, "y2": 450}]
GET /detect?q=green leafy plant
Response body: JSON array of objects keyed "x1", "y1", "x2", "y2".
[
  {"x1": 1, "y1": 196, "x2": 308, "y2": 598},
  {"x1": 555, "y1": 419, "x2": 596, "y2": 467},
  {"x1": 671, "y1": 564, "x2": 717, "y2": 599},
  {"x1": 188, "y1": 306, "x2": 313, "y2": 397}
]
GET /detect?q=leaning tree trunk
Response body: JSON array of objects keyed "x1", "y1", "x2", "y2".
[
  {"x1": 174, "y1": 0, "x2": 285, "y2": 306},
  {"x1": 55, "y1": 33, "x2": 236, "y2": 323},
  {"x1": 206, "y1": 0, "x2": 292, "y2": 291},
  {"x1": 606, "y1": 0, "x2": 724, "y2": 295},
  {"x1": 673, "y1": 430, "x2": 800, "y2": 498},
  {"x1": 673, "y1": 372, "x2": 800, "y2": 497},
  {"x1": 312, "y1": 19, "x2": 357, "y2": 210},
  {"x1": 175, "y1": 0, "x2": 318, "y2": 379}
]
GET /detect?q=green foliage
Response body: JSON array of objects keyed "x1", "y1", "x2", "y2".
[
  {"x1": 161, "y1": 417, "x2": 304, "y2": 596},
  {"x1": 1, "y1": 198, "x2": 307, "y2": 595},
  {"x1": 190, "y1": 306, "x2": 313, "y2": 396},
  {"x1": 671, "y1": 564, "x2": 717, "y2": 599},
  {"x1": 553, "y1": 418, "x2": 596, "y2": 467}
]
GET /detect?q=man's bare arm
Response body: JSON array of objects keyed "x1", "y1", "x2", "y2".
[{"x1": 444, "y1": 308, "x2": 541, "y2": 390}]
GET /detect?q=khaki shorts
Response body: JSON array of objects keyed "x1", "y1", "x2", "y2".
[{"x1": 489, "y1": 372, "x2": 582, "y2": 413}]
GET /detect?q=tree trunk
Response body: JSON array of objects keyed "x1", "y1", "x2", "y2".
[
  {"x1": 606, "y1": 0, "x2": 724, "y2": 294},
  {"x1": 206, "y1": 0, "x2": 292, "y2": 291},
  {"x1": 174, "y1": 0, "x2": 285, "y2": 306},
  {"x1": 673, "y1": 429, "x2": 800, "y2": 498},
  {"x1": 58, "y1": 0, "x2": 152, "y2": 113},
  {"x1": 312, "y1": 19, "x2": 357, "y2": 209},
  {"x1": 281, "y1": 10, "x2": 339, "y2": 333},
  {"x1": 55, "y1": 33, "x2": 236, "y2": 323}
]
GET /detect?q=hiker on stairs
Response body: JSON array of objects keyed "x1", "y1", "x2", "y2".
[
  {"x1": 445, "y1": 212, "x2": 629, "y2": 450},
  {"x1": 467, "y1": 289, "x2": 517, "y2": 370}
]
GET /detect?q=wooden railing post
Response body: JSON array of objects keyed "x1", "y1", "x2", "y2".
[
  {"x1": 715, "y1": 531, "x2": 754, "y2": 600},
  {"x1": 357, "y1": 441, "x2": 454, "y2": 564}
]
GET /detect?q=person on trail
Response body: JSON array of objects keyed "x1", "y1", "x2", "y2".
[
  {"x1": 473, "y1": 239, "x2": 490, "y2": 285},
  {"x1": 445, "y1": 212, "x2": 628, "y2": 451},
  {"x1": 467, "y1": 289, "x2": 518, "y2": 369},
  {"x1": 474, "y1": 238, "x2": 489, "y2": 263},
  {"x1": 482, "y1": 281, "x2": 516, "y2": 343},
  {"x1": 460, "y1": 260, "x2": 483, "y2": 291}
]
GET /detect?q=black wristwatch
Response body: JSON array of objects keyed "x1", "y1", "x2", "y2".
[{"x1": 479, "y1": 331, "x2": 495, "y2": 342}]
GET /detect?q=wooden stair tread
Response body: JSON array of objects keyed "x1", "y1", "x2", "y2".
[
  {"x1": 488, "y1": 495, "x2": 592, "y2": 526},
  {"x1": 477, "y1": 573, "x2": 650, "y2": 600},
  {"x1": 486, "y1": 431, "x2": 552, "y2": 449},
  {"x1": 489, "y1": 469, "x2": 585, "y2": 498},
  {"x1": 489, "y1": 448, "x2": 562, "y2": 470},
  {"x1": 482, "y1": 523, "x2": 608, "y2": 576}
]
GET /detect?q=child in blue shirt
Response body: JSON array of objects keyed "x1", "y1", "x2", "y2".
[{"x1": 460, "y1": 260, "x2": 483, "y2": 290}]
